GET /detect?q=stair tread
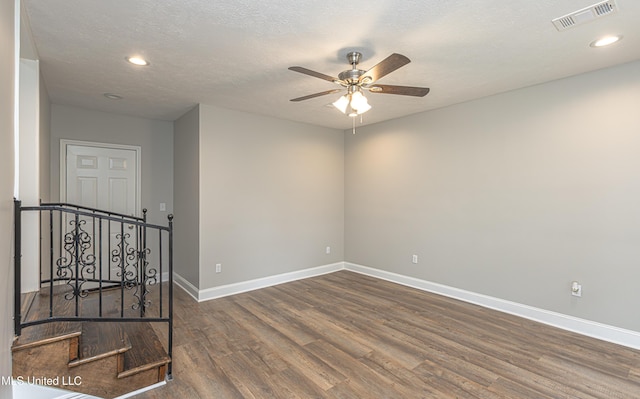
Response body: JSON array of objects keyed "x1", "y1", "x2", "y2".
[
  {"x1": 15, "y1": 287, "x2": 147, "y2": 351},
  {"x1": 22, "y1": 287, "x2": 73, "y2": 323},
  {"x1": 72, "y1": 322, "x2": 131, "y2": 366},
  {"x1": 22, "y1": 281, "x2": 170, "y2": 318},
  {"x1": 12, "y1": 321, "x2": 82, "y2": 351},
  {"x1": 14, "y1": 284, "x2": 171, "y2": 393},
  {"x1": 120, "y1": 322, "x2": 170, "y2": 376},
  {"x1": 19, "y1": 291, "x2": 37, "y2": 321},
  {"x1": 15, "y1": 288, "x2": 86, "y2": 350}
]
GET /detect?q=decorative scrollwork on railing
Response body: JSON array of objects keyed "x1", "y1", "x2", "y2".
[
  {"x1": 135, "y1": 247, "x2": 156, "y2": 311},
  {"x1": 53, "y1": 216, "x2": 160, "y2": 313},
  {"x1": 55, "y1": 218, "x2": 96, "y2": 300},
  {"x1": 112, "y1": 232, "x2": 137, "y2": 288},
  {"x1": 112, "y1": 231, "x2": 158, "y2": 312}
]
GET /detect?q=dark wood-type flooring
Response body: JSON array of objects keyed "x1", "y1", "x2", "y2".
[{"x1": 140, "y1": 270, "x2": 640, "y2": 398}]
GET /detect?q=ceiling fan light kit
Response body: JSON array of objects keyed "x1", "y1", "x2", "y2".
[
  {"x1": 289, "y1": 51, "x2": 429, "y2": 127},
  {"x1": 332, "y1": 86, "x2": 371, "y2": 116},
  {"x1": 332, "y1": 94, "x2": 350, "y2": 114}
]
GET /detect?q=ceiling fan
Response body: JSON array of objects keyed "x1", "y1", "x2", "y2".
[{"x1": 289, "y1": 51, "x2": 430, "y2": 117}]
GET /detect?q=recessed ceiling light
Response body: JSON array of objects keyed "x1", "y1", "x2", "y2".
[
  {"x1": 103, "y1": 93, "x2": 123, "y2": 100},
  {"x1": 590, "y1": 35, "x2": 622, "y2": 47},
  {"x1": 126, "y1": 56, "x2": 149, "y2": 66}
]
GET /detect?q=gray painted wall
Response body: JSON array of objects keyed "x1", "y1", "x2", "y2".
[
  {"x1": 173, "y1": 106, "x2": 200, "y2": 287},
  {"x1": 345, "y1": 60, "x2": 640, "y2": 331},
  {"x1": 0, "y1": 0, "x2": 15, "y2": 393},
  {"x1": 198, "y1": 104, "x2": 344, "y2": 290},
  {"x1": 49, "y1": 104, "x2": 174, "y2": 226}
]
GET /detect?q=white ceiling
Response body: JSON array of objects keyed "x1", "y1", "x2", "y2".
[{"x1": 22, "y1": 0, "x2": 640, "y2": 130}]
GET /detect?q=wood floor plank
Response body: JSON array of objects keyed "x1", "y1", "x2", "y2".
[
  {"x1": 215, "y1": 350, "x2": 278, "y2": 398},
  {"x1": 487, "y1": 377, "x2": 557, "y2": 399},
  {"x1": 231, "y1": 295, "x2": 318, "y2": 347},
  {"x1": 358, "y1": 350, "x2": 439, "y2": 398},
  {"x1": 266, "y1": 366, "x2": 329, "y2": 399},
  {"x1": 537, "y1": 354, "x2": 640, "y2": 399},
  {"x1": 171, "y1": 340, "x2": 245, "y2": 399},
  {"x1": 227, "y1": 296, "x2": 346, "y2": 391},
  {"x1": 288, "y1": 307, "x2": 373, "y2": 359},
  {"x1": 136, "y1": 271, "x2": 640, "y2": 399},
  {"x1": 305, "y1": 339, "x2": 421, "y2": 399}
]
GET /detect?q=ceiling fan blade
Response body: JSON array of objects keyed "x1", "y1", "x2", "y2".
[
  {"x1": 359, "y1": 53, "x2": 411, "y2": 84},
  {"x1": 288, "y1": 66, "x2": 339, "y2": 83},
  {"x1": 290, "y1": 89, "x2": 342, "y2": 102},
  {"x1": 368, "y1": 84, "x2": 430, "y2": 97}
]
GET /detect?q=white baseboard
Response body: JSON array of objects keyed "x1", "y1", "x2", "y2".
[
  {"x1": 175, "y1": 262, "x2": 345, "y2": 302},
  {"x1": 172, "y1": 272, "x2": 200, "y2": 301},
  {"x1": 170, "y1": 261, "x2": 640, "y2": 350},
  {"x1": 344, "y1": 262, "x2": 640, "y2": 350}
]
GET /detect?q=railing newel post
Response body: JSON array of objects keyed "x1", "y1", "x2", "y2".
[
  {"x1": 49, "y1": 209, "x2": 54, "y2": 317},
  {"x1": 137, "y1": 208, "x2": 146, "y2": 317},
  {"x1": 120, "y1": 217, "x2": 125, "y2": 318},
  {"x1": 38, "y1": 199, "x2": 42, "y2": 291},
  {"x1": 99, "y1": 217, "x2": 103, "y2": 317},
  {"x1": 167, "y1": 213, "x2": 174, "y2": 379},
  {"x1": 74, "y1": 212, "x2": 80, "y2": 317},
  {"x1": 14, "y1": 199, "x2": 22, "y2": 337}
]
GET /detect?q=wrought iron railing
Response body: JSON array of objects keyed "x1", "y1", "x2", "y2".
[{"x1": 13, "y1": 200, "x2": 173, "y2": 378}]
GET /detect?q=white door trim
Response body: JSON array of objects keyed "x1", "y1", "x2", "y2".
[{"x1": 59, "y1": 139, "x2": 142, "y2": 216}]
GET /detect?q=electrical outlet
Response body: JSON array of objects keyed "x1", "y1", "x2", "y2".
[
  {"x1": 571, "y1": 281, "x2": 582, "y2": 297},
  {"x1": 216, "y1": 263, "x2": 222, "y2": 273},
  {"x1": 326, "y1": 246, "x2": 331, "y2": 254},
  {"x1": 412, "y1": 254, "x2": 418, "y2": 264}
]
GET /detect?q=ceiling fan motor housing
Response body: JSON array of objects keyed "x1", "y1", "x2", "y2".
[
  {"x1": 339, "y1": 51, "x2": 366, "y2": 85},
  {"x1": 338, "y1": 69, "x2": 365, "y2": 84}
]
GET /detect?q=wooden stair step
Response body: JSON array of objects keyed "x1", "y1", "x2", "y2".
[
  {"x1": 19, "y1": 291, "x2": 37, "y2": 322},
  {"x1": 33, "y1": 283, "x2": 77, "y2": 297},
  {"x1": 21, "y1": 288, "x2": 57, "y2": 323},
  {"x1": 118, "y1": 322, "x2": 170, "y2": 378},
  {"x1": 21, "y1": 284, "x2": 166, "y2": 322},
  {"x1": 14, "y1": 283, "x2": 171, "y2": 398},
  {"x1": 12, "y1": 321, "x2": 82, "y2": 353},
  {"x1": 22, "y1": 286, "x2": 81, "y2": 323},
  {"x1": 69, "y1": 322, "x2": 131, "y2": 368}
]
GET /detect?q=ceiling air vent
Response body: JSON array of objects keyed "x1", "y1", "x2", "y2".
[{"x1": 552, "y1": 0, "x2": 618, "y2": 31}]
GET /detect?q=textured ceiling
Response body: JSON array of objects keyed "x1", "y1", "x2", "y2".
[{"x1": 23, "y1": 0, "x2": 640, "y2": 130}]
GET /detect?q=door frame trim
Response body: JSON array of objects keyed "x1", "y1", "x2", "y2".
[{"x1": 59, "y1": 139, "x2": 142, "y2": 216}]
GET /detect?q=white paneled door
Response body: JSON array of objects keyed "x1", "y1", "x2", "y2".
[
  {"x1": 60, "y1": 140, "x2": 141, "y2": 285},
  {"x1": 64, "y1": 143, "x2": 139, "y2": 215}
]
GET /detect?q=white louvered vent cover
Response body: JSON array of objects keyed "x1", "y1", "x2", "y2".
[{"x1": 552, "y1": 0, "x2": 618, "y2": 31}]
